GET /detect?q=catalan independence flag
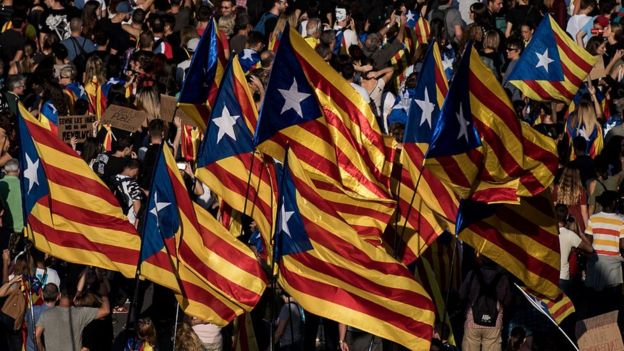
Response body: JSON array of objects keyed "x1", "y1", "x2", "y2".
[
  {"x1": 255, "y1": 25, "x2": 394, "y2": 200},
  {"x1": 38, "y1": 101, "x2": 59, "y2": 136},
  {"x1": 18, "y1": 103, "x2": 141, "y2": 279},
  {"x1": 516, "y1": 285, "x2": 575, "y2": 324},
  {"x1": 276, "y1": 150, "x2": 435, "y2": 350},
  {"x1": 85, "y1": 79, "x2": 107, "y2": 118},
  {"x1": 426, "y1": 42, "x2": 557, "y2": 203},
  {"x1": 507, "y1": 14, "x2": 597, "y2": 103},
  {"x1": 406, "y1": 10, "x2": 430, "y2": 45},
  {"x1": 178, "y1": 18, "x2": 229, "y2": 131},
  {"x1": 196, "y1": 55, "x2": 277, "y2": 256},
  {"x1": 141, "y1": 144, "x2": 267, "y2": 325},
  {"x1": 457, "y1": 191, "x2": 561, "y2": 299}
]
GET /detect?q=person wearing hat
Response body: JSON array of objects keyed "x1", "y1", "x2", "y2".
[
  {"x1": 585, "y1": 190, "x2": 624, "y2": 313},
  {"x1": 175, "y1": 37, "x2": 199, "y2": 88}
]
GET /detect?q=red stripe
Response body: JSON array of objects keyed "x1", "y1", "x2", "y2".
[
  {"x1": 469, "y1": 72, "x2": 522, "y2": 140},
  {"x1": 471, "y1": 186, "x2": 518, "y2": 203},
  {"x1": 47, "y1": 198, "x2": 137, "y2": 233},
  {"x1": 549, "y1": 81, "x2": 575, "y2": 101},
  {"x1": 280, "y1": 261, "x2": 434, "y2": 339},
  {"x1": 496, "y1": 207, "x2": 560, "y2": 252},
  {"x1": 180, "y1": 276, "x2": 239, "y2": 322},
  {"x1": 233, "y1": 73, "x2": 258, "y2": 129},
  {"x1": 560, "y1": 63, "x2": 582, "y2": 87},
  {"x1": 552, "y1": 28, "x2": 593, "y2": 72},
  {"x1": 42, "y1": 162, "x2": 120, "y2": 207},
  {"x1": 178, "y1": 241, "x2": 263, "y2": 307},
  {"x1": 550, "y1": 300, "x2": 573, "y2": 319},
  {"x1": 522, "y1": 81, "x2": 557, "y2": 100},
  {"x1": 294, "y1": 50, "x2": 389, "y2": 170},
  {"x1": 28, "y1": 212, "x2": 138, "y2": 266},
  {"x1": 462, "y1": 220, "x2": 559, "y2": 286},
  {"x1": 434, "y1": 62, "x2": 448, "y2": 97},
  {"x1": 430, "y1": 154, "x2": 474, "y2": 188}
]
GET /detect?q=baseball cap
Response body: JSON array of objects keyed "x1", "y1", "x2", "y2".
[{"x1": 116, "y1": 1, "x2": 132, "y2": 13}]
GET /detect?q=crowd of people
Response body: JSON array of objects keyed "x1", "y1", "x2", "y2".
[{"x1": 0, "y1": 0, "x2": 621, "y2": 350}]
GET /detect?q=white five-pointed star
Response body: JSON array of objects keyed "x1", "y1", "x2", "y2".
[
  {"x1": 416, "y1": 87, "x2": 436, "y2": 128},
  {"x1": 406, "y1": 10, "x2": 415, "y2": 23},
  {"x1": 278, "y1": 79, "x2": 310, "y2": 117},
  {"x1": 535, "y1": 48, "x2": 554, "y2": 73},
  {"x1": 212, "y1": 105, "x2": 240, "y2": 143},
  {"x1": 24, "y1": 153, "x2": 40, "y2": 193},
  {"x1": 456, "y1": 105, "x2": 470, "y2": 142},
  {"x1": 442, "y1": 55, "x2": 454, "y2": 72},
  {"x1": 150, "y1": 192, "x2": 171, "y2": 225},
  {"x1": 79, "y1": 85, "x2": 86, "y2": 97},
  {"x1": 280, "y1": 203, "x2": 295, "y2": 238},
  {"x1": 241, "y1": 49, "x2": 255, "y2": 61}
]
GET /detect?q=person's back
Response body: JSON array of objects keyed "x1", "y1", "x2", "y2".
[
  {"x1": 36, "y1": 306, "x2": 100, "y2": 351},
  {"x1": 0, "y1": 160, "x2": 23, "y2": 233}
]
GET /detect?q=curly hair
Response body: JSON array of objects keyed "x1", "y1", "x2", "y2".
[
  {"x1": 175, "y1": 322, "x2": 203, "y2": 351},
  {"x1": 556, "y1": 167, "x2": 583, "y2": 205}
]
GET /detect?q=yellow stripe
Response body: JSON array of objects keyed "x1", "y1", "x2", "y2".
[
  {"x1": 141, "y1": 260, "x2": 181, "y2": 293},
  {"x1": 279, "y1": 261, "x2": 434, "y2": 351},
  {"x1": 47, "y1": 181, "x2": 128, "y2": 221},
  {"x1": 34, "y1": 142, "x2": 109, "y2": 186}
]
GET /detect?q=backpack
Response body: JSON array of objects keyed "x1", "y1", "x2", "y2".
[
  {"x1": 70, "y1": 37, "x2": 88, "y2": 77},
  {"x1": 471, "y1": 270, "x2": 502, "y2": 327},
  {"x1": 429, "y1": 6, "x2": 451, "y2": 31}
]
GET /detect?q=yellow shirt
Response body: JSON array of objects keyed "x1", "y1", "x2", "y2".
[{"x1": 304, "y1": 36, "x2": 319, "y2": 49}]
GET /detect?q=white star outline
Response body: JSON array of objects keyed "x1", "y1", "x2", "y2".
[
  {"x1": 406, "y1": 10, "x2": 415, "y2": 24},
  {"x1": 278, "y1": 79, "x2": 311, "y2": 118},
  {"x1": 212, "y1": 105, "x2": 240, "y2": 143},
  {"x1": 416, "y1": 87, "x2": 436, "y2": 128},
  {"x1": 279, "y1": 203, "x2": 295, "y2": 238},
  {"x1": 150, "y1": 192, "x2": 171, "y2": 228},
  {"x1": 456, "y1": 104, "x2": 471, "y2": 142},
  {"x1": 241, "y1": 49, "x2": 255, "y2": 61},
  {"x1": 535, "y1": 48, "x2": 554, "y2": 73},
  {"x1": 24, "y1": 153, "x2": 40, "y2": 193},
  {"x1": 442, "y1": 55, "x2": 454, "y2": 72}
]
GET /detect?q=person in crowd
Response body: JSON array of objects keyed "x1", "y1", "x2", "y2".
[{"x1": 274, "y1": 291, "x2": 303, "y2": 351}]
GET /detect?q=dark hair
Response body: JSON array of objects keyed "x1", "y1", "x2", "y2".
[
  {"x1": 340, "y1": 63, "x2": 355, "y2": 80},
  {"x1": 247, "y1": 31, "x2": 265, "y2": 47},
  {"x1": 42, "y1": 283, "x2": 60, "y2": 302},
  {"x1": 113, "y1": 135, "x2": 133, "y2": 152},
  {"x1": 508, "y1": 327, "x2": 526, "y2": 351},
  {"x1": 151, "y1": 15, "x2": 166, "y2": 33},
  {"x1": 124, "y1": 158, "x2": 141, "y2": 170},
  {"x1": 197, "y1": 5, "x2": 213, "y2": 22},
  {"x1": 572, "y1": 136, "x2": 588, "y2": 153},
  {"x1": 148, "y1": 119, "x2": 165, "y2": 138},
  {"x1": 580, "y1": 0, "x2": 595, "y2": 10},
  {"x1": 132, "y1": 8, "x2": 147, "y2": 24},
  {"x1": 234, "y1": 13, "x2": 251, "y2": 32}
]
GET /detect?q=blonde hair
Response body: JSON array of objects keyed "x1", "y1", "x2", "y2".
[
  {"x1": 218, "y1": 14, "x2": 236, "y2": 37},
  {"x1": 556, "y1": 167, "x2": 583, "y2": 205},
  {"x1": 84, "y1": 56, "x2": 106, "y2": 86},
  {"x1": 273, "y1": 12, "x2": 298, "y2": 39},
  {"x1": 135, "y1": 87, "x2": 161, "y2": 120},
  {"x1": 569, "y1": 100, "x2": 599, "y2": 136},
  {"x1": 175, "y1": 322, "x2": 203, "y2": 351},
  {"x1": 483, "y1": 30, "x2": 500, "y2": 51}
]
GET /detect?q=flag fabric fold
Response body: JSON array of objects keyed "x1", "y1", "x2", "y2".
[
  {"x1": 275, "y1": 150, "x2": 435, "y2": 350},
  {"x1": 507, "y1": 14, "x2": 597, "y2": 103},
  {"x1": 18, "y1": 103, "x2": 141, "y2": 279}
]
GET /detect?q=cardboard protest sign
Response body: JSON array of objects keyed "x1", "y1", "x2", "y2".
[
  {"x1": 101, "y1": 105, "x2": 147, "y2": 132},
  {"x1": 576, "y1": 311, "x2": 624, "y2": 351},
  {"x1": 160, "y1": 94, "x2": 200, "y2": 128},
  {"x1": 57, "y1": 115, "x2": 97, "y2": 143}
]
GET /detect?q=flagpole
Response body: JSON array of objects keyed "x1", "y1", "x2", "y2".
[
  {"x1": 392, "y1": 157, "x2": 403, "y2": 258},
  {"x1": 397, "y1": 158, "x2": 427, "y2": 258},
  {"x1": 514, "y1": 283, "x2": 580, "y2": 351},
  {"x1": 238, "y1": 150, "x2": 257, "y2": 237}
]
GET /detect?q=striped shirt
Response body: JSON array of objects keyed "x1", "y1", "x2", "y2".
[{"x1": 585, "y1": 212, "x2": 624, "y2": 256}]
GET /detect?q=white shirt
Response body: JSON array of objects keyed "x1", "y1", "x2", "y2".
[
  {"x1": 566, "y1": 14, "x2": 592, "y2": 43},
  {"x1": 333, "y1": 24, "x2": 358, "y2": 50},
  {"x1": 350, "y1": 83, "x2": 370, "y2": 103},
  {"x1": 36, "y1": 267, "x2": 61, "y2": 289},
  {"x1": 559, "y1": 226, "x2": 582, "y2": 280}
]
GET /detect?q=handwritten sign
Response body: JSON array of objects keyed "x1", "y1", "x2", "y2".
[
  {"x1": 576, "y1": 311, "x2": 624, "y2": 351},
  {"x1": 160, "y1": 94, "x2": 200, "y2": 128},
  {"x1": 101, "y1": 105, "x2": 147, "y2": 132},
  {"x1": 57, "y1": 115, "x2": 97, "y2": 143}
]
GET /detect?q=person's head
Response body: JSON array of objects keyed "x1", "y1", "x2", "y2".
[
  {"x1": 306, "y1": 18, "x2": 322, "y2": 39},
  {"x1": 53, "y1": 43, "x2": 68, "y2": 63},
  {"x1": 364, "y1": 32, "x2": 382, "y2": 52},
  {"x1": 93, "y1": 28, "x2": 109, "y2": 47},
  {"x1": 470, "y1": 2, "x2": 487, "y2": 23},
  {"x1": 520, "y1": 22, "x2": 534, "y2": 42},
  {"x1": 260, "y1": 50, "x2": 274, "y2": 68},
  {"x1": 487, "y1": 0, "x2": 503, "y2": 13},
  {"x1": 132, "y1": 8, "x2": 147, "y2": 25},
  {"x1": 508, "y1": 327, "x2": 527, "y2": 351},
  {"x1": 74, "y1": 292, "x2": 101, "y2": 307},
  {"x1": 197, "y1": 5, "x2": 212, "y2": 22},
  {"x1": 272, "y1": 0, "x2": 288, "y2": 15},
  {"x1": 579, "y1": 0, "x2": 596, "y2": 13},
  {"x1": 59, "y1": 65, "x2": 77, "y2": 84},
  {"x1": 340, "y1": 63, "x2": 355, "y2": 82},
  {"x1": 483, "y1": 30, "x2": 500, "y2": 52},
  {"x1": 6, "y1": 74, "x2": 25, "y2": 95},
  {"x1": 85, "y1": 56, "x2": 106, "y2": 85},
  {"x1": 113, "y1": 136, "x2": 133, "y2": 156},
  {"x1": 603, "y1": 22, "x2": 624, "y2": 45},
  {"x1": 148, "y1": 118, "x2": 165, "y2": 142},
  {"x1": 335, "y1": 7, "x2": 349, "y2": 25},
  {"x1": 137, "y1": 318, "x2": 157, "y2": 346},
  {"x1": 81, "y1": 137, "x2": 101, "y2": 163},
  {"x1": 219, "y1": 0, "x2": 234, "y2": 17},
  {"x1": 598, "y1": 190, "x2": 620, "y2": 212},
  {"x1": 555, "y1": 203, "x2": 569, "y2": 225},
  {"x1": 586, "y1": 36, "x2": 607, "y2": 55},
  {"x1": 506, "y1": 38, "x2": 523, "y2": 60},
  {"x1": 234, "y1": 12, "x2": 252, "y2": 33},
  {"x1": 556, "y1": 166, "x2": 583, "y2": 205},
  {"x1": 315, "y1": 44, "x2": 332, "y2": 61},
  {"x1": 2, "y1": 158, "x2": 18, "y2": 176},
  {"x1": 247, "y1": 31, "x2": 265, "y2": 51},
  {"x1": 42, "y1": 283, "x2": 60, "y2": 304},
  {"x1": 121, "y1": 158, "x2": 140, "y2": 178},
  {"x1": 135, "y1": 87, "x2": 160, "y2": 121},
  {"x1": 218, "y1": 14, "x2": 236, "y2": 37},
  {"x1": 139, "y1": 31, "x2": 155, "y2": 51},
  {"x1": 175, "y1": 322, "x2": 203, "y2": 350},
  {"x1": 69, "y1": 17, "x2": 83, "y2": 35},
  {"x1": 151, "y1": 15, "x2": 166, "y2": 35},
  {"x1": 11, "y1": 13, "x2": 25, "y2": 31},
  {"x1": 570, "y1": 100, "x2": 598, "y2": 137}
]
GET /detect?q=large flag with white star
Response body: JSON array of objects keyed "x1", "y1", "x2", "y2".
[
  {"x1": 396, "y1": 41, "x2": 458, "y2": 263},
  {"x1": 275, "y1": 150, "x2": 435, "y2": 351},
  {"x1": 18, "y1": 103, "x2": 141, "y2": 279},
  {"x1": 141, "y1": 143, "x2": 267, "y2": 325},
  {"x1": 254, "y1": 25, "x2": 395, "y2": 201},
  {"x1": 507, "y1": 14, "x2": 597, "y2": 103},
  {"x1": 178, "y1": 18, "x2": 229, "y2": 130},
  {"x1": 196, "y1": 55, "x2": 277, "y2": 260}
]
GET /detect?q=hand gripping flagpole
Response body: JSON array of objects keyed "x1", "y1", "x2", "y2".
[{"x1": 514, "y1": 283, "x2": 580, "y2": 351}]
